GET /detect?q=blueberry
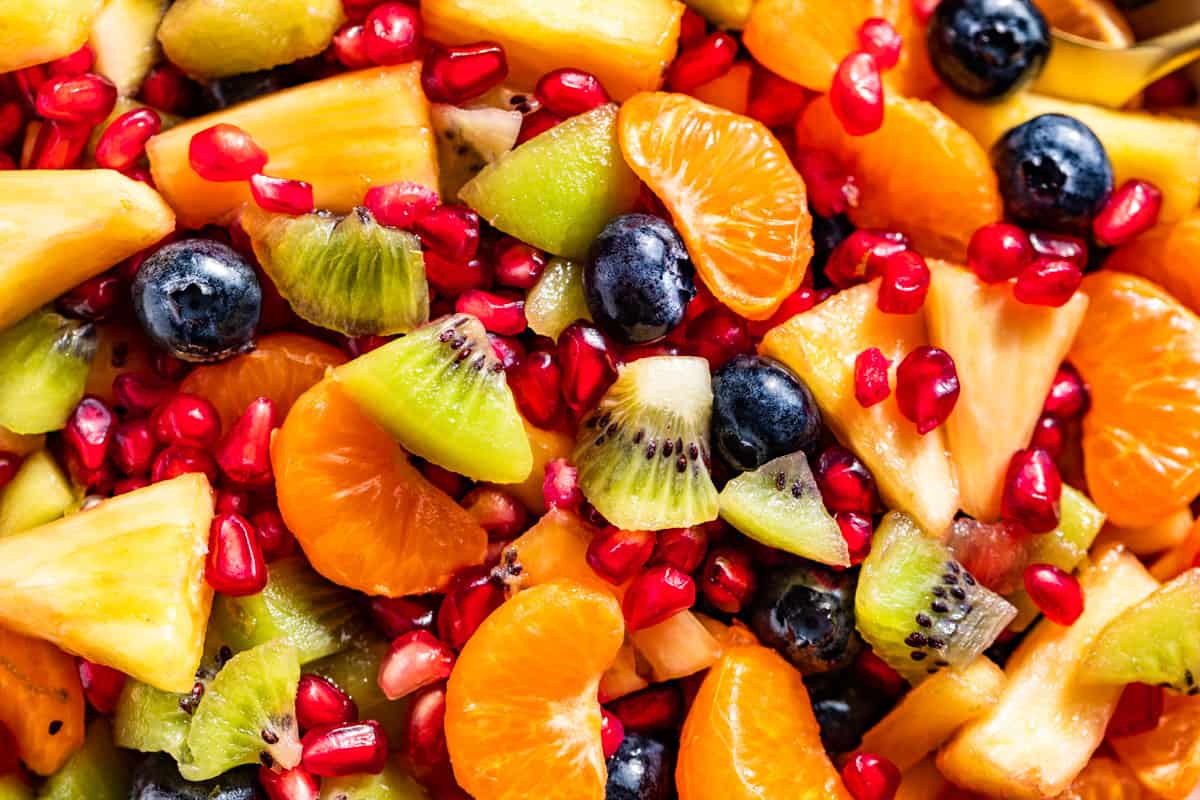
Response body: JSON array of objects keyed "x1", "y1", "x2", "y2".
[
  {"x1": 992, "y1": 113, "x2": 1114, "y2": 235},
  {"x1": 805, "y1": 673, "x2": 893, "y2": 754},
  {"x1": 586, "y1": 213, "x2": 696, "y2": 344},
  {"x1": 202, "y1": 63, "x2": 315, "y2": 111},
  {"x1": 132, "y1": 239, "x2": 262, "y2": 363},
  {"x1": 926, "y1": 0, "x2": 1050, "y2": 100},
  {"x1": 606, "y1": 732, "x2": 673, "y2": 800},
  {"x1": 748, "y1": 563, "x2": 862, "y2": 674},
  {"x1": 810, "y1": 212, "x2": 855, "y2": 289},
  {"x1": 712, "y1": 355, "x2": 822, "y2": 472},
  {"x1": 130, "y1": 754, "x2": 259, "y2": 800}
]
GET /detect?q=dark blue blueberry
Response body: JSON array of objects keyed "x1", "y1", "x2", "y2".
[
  {"x1": 805, "y1": 673, "x2": 893, "y2": 755},
  {"x1": 749, "y1": 563, "x2": 862, "y2": 675},
  {"x1": 606, "y1": 732, "x2": 672, "y2": 800},
  {"x1": 711, "y1": 355, "x2": 822, "y2": 472},
  {"x1": 132, "y1": 239, "x2": 261, "y2": 363},
  {"x1": 810, "y1": 213, "x2": 855, "y2": 289},
  {"x1": 586, "y1": 213, "x2": 696, "y2": 344},
  {"x1": 927, "y1": 0, "x2": 1050, "y2": 100},
  {"x1": 130, "y1": 754, "x2": 259, "y2": 800},
  {"x1": 991, "y1": 113, "x2": 1114, "y2": 235}
]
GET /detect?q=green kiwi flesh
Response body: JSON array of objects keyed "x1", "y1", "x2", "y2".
[
  {"x1": 246, "y1": 206, "x2": 429, "y2": 337},
  {"x1": 525, "y1": 257, "x2": 592, "y2": 342},
  {"x1": 112, "y1": 679, "x2": 194, "y2": 764},
  {"x1": 719, "y1": 450, "x2": 849, "y2": 567},
  {"x1": 38, "y1": 719, "x2": 131, "y2": 800},
  {"x1": 89, "y1": 0, "x2": 168, "y2": 96},
  {"x1": 855, "y1": 511, "x2": 1017, "y2": 685},
  {"x1": 431, "y1": 103, "x2": 522, "y2": 198},
  {"x1": 319, "y1": 756, "x2": 428, "y2": 800},
  {"x1": 1083, "y1": 568, "x2": 1200, "y2": 693},
  {"x1": 0, "y1": 309, "x2": 95, "y2": 434},
  {"x1": 0, "y1": 774, "x2": 31, "y2": 800},
  {"x1": 310, "y1": 638, "x2": 409, "y2": 743},
  {"x1": 333, "y1": 313, "x2": 533, "y2": 483},
  {"x1": 0, "y1": 450, "x2": 78, "y2": 537},
  {"x1": 574, "y1": 356, "x2": 719, "y2": 531}
]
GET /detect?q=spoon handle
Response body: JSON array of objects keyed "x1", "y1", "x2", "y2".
[{"x1": 1141, "y1": 19, "x2": 1200, "y2": 83}]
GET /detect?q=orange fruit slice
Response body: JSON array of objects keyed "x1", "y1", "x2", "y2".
[
  {"x1": 1104, "y1": 211, "x2": 1200, "y2": 315},
  {"x1": 445, "y1": 580, "x2": 624, "y2": 800},
  {"x1": 1054, "y1": 756, "x2": 1148, "y2": 800},
  {"x1": 0, "y1": 627, "x2": 85, "y2": 776},
  {"x1": 618, "y1": 92, "x2": 812, "y2": 320},
  {"x1": 271, "y1": 380, "x2": 486, "y2": 596},
  {"x1": 677, "y1": 645, "x2": 852, "y2": 800},
  {"x1": 181, "y1": 332, "x2": 346, "y2": 432},
  {"x1": 1109, "y1": 693, "x2": 1200, "y2": 799},
  {"x1": 1034, "y1": 0, "x2": 1134, "y2": 46},
  {"x1": 1070, "y1": 272, "x2": 1200, "y2": 528}
]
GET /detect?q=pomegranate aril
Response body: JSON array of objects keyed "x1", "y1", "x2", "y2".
[
  {"x1": 1013, "y1": 258, "x2": 1082, "y2": 307},
  {"x1": 600, "y1": 708, "x2": 625, "y2": 760},
  {"x1": 825, "y1": 229, "x2": 908, "y2": 289},
  {"x1": 424, "y1": 251, "x2": 492, "y2": 296},
  {"x1": 69, "y1": 454, "x2": 114, "y2": 494},
  {"x1": 679, "y1": 7, "x2": 708, "y2": 48},
  {"x1": 189, "y1": 123, "x2": 268, "y2": 182},
  {"x1": 111, "y1": 418, "x2": 157, "y2": 476},
  {"x1": 895, "y1": 346, "x2": 960, "y2": 435},
  {"x1": 152, "y1": 444, "x2": 218, "y2": 483},
  {"x1": 251, "y1": 509, "x2": 296, "y2": 561},
  {"x1": 699, "y1": 547, "x2": 756, "y2": 613},
  {"x1": 558, "y1": 322, "x2": 619, "y2": 416},
  {"x1": 437, "y1": 565, "x2": 505, "y2": 650},
  {"x1": 454, "y1": 289, "x2": 526, "y2": 336},
  {"x1": 206, "y1": 513, "x2": 267, "y2": 596},
  {"x1": 854, "y1": 648, "x2": 906, "y2": 696},
  {"x1": 13, "y1": 63, "x2": 48, "y2": 106},
  {"x1": 259, "y1": 765, "x2": 320, "y2": 800},
  {"x1": 370, "y1": 596, "x2": 437, "y2": 639},
  {"x1": 488, "y1": 334, "x2": 525, "y2": 370},
  {"x1": 1106, "y1": 682, "x2": 1164, "y2": 738},
  {"x1": 302, "y1": 720, "x2": 389, "y2": 777},
  {"x1": 57, "y1": 271, "x2": 121, "y2": 321},
  {"x1": 815, "y1": 445, "x2": 878, "y2": 514},
  {"x1": 493, "y1": 236, "x2": 547, "y2": 289},
  {"x1": 48, "y1": 45, "x2": 95, "y2": 77},
  {"x1": 967, "y1": 222, "x2": 1031, "y2": 283},
  {"x1": 363, "y1": 2, "x2": 422, "y2": 65},
  {"x1": 831, "y1": 51, "x2": 883, "y2": 136},
  {"x1": 216, "y1": 489, "x2": 251, "y2": 515},
  {"x1": 1093, "y1": 178, "x2": 1163, "y2": 247},
  {"x1": 250, "y1": 175, "x2": 315, "y2": 216},
  {"x1": 36, "y1": 73, "x2": 116, "y2": 125},
  {"x1": 421, "y1": 42, "x2": 508, "y2": 104},
  {"x1": 508, "y1": 350, "x2": 562, "y2": 427},
  {"x1": 534, "y1": 68, "x2": 609, "y2": 117},
  {"x1": 1001, "y1": 447, "x2": 1061, "y2": 533},
  {"x1": 543, "y1": 457, "x2": 583, "y2": 511},
  {"x1": 1145, "y1": 70, "x2": 1197, "y2": 108},
  {"x1": 1028, "y1": 230, "x2": 1088, "y2": 268},
  {"x1": 32, "y1": 120, "x2": 90, "y2": 169},
  {"x1": 745, "y1": 287, "x2": 818, "y2": 338},
  {"x1": 462, "y1": 486, "x2": 527, "y2": 539},
  {"x1": 1022, "y1": 563, "x2": 1083, "y2": 625},
  {"x1": 95, "y1": 107, "x2": 161, "y2": 171},
  {"x1": 652, "y1": 526, "x2": 709, "y2": 574},
  {"x1": 421, "y1": 460, "x2": 467, "y2": 499},
  {"x1": 112, "y1": 372, "x2": 175, "y2": 417},
  {"x1": 1030, "y1": 414, "x2": 1065, "y2": 459},
  {"x1": 747, "y1": 67, "x2": 809, "y2": 128},
  {"x1": 587, "y1": 527, "x2": 656, "y2": 585},
  {"x1": 857, "y1": 18, "x2": 903, "y2": 71},
  {"x1": 516, "y1": 108, "x2": 562, "y2": 145},
  {"x1": 607, "y1": 685, "x2": 682, "y2": 733},
  {"x1": 854, "y1": 347, "x2": 892, "y2": 408},
  {"x1": 793, "y1": 149, "x2": 859, "y2": 218},
  {"x1": 623, "y1": 563, "x2": 695, "y2": 631},
  {"x1": 152, "y1": 393, "x2": 221, "y2": 448},
  {"x1": 836, "y1": 511, "x2": 873, "y2": 565},
  {"x1": 666, "y1": 32, "x2": 738, "y2": 93},
  {"x1": 406, "y1": 686, "x2": 448, "y2": 767},
  {"x1": 1043, "y1": 363, "x2": 1089, "y2": 419},
  {"x1": 842, "y1": 752, "x2": 901, "y2": 800},
  {"x1": 413, "y1": 204, "x2": 480, "y2": 262},
  {"x1": 876, "y1": 249, "x2": 930, "y2": 314},
  {"x1": 686, "y1": 306, "x2": 751, "y2": 368},
  {"x1": 140, "y1": 63, "x2": 193, "y2": 113},
  {"x1": 0, "y1": 101, "x2": 23, "y2": 149},
  {"x1": 296, "y1": 674, "x2": 358, "y2": 731},
  {"x1": 378, "y1": 630, "x2": 456, "y2": 700},
  {"x1": 65, "y1": 396, "x2": 115, "y2": 471},
  {"x1": 78, "y1": 659, "x2": 126, "y2": 714},
  {"x1": 364, "y1": 181, "x2": 438, "y2": 229},
  {"x1": 0, "y1": 453, "x2": 19, "y2": 491},
  {"x1": 215, "y1": 397, "x2": 278, "y2": 486}
]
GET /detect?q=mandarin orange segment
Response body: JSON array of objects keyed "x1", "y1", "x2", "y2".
[
  {"x1": 1054, "y1": 756, "x2": 1147, "y2": 800},
  {"x1": 744, "y1": 0, "x2": 883, "y2": 92},
  {"x1": 676, "y1": 645, "x2": 851, "y2": 800},
  {"x1": 618, "y1": 92, "x2": 812, "y2": 320},
  {"x1": 445, "y1": 580, "x2": 624, "y2": 800},
  {"x1": 0, "y1": 627, "x2": 85, "y2": 776},
  {"x1": 1069, "y1": 272, "x2": 1200, "y2": 528},
  {"x1": 271, "y1": 380, "x2": 487, "y2": 597},
  {"x1": 1104, "y1": 211, "x2": 1200, "y2": 316},
  {"x1": 1109, "y1": 693, "x2": 1200, "y2": 800}
]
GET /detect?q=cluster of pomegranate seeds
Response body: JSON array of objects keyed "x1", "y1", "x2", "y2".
[
  {"x1": 413, "y1": 205, "x2": 481, "y2": 262},
  {"x1": 1013, "y1": 257, "x2": 1082, "y2": 307},
  {"x1": 249, "y1": 175, "x2": 315, "y2": 216},
  {"x1": 206, "y1": 512, "x2": 268, "y2": 596},
  {"x1": 1000, "y1": 448, "x2": 1062, "y2": 533},
  {"x1": 600, "y1": 709, "x2": 625, "y2": 759},
  {"x1": 877, "y1": 249, "x2": 930, "y2": 314},
  {"x1": 1107, "y1": 682, "x2": 1165, "y2": 738},
  {"x1": 558, "y1": 322, "x2": 619, "y2": 416},
  {"x1": 966, "y1": 222, "x2": 1031, "y2": 283},
  {"x1": 95, "y1": 107, "x2": 162, "y2": 171},
  {"x1": 152, "y1": 393, "x2": 221, "y2": 448},
  {"x1": 65, "y1": 397, "x2": 115, "y2": 471},
  {"x1": 78, "y1": 658, "x2": 126, "y2": 713},
  {"x1": 842, "y1": 752, "x2": 901, "y2": 800},
  {"x1": 895, "y1": 346, "x2": 960, "y2": 434},
  {"x1": 826, "y1": 229, "x2": 908, "y2": 288},
  {"x1": 455, "y1": 289, "x2": 526, "y2": 336},
  {"x1": 830, "y1": 51, "x2": 883, "y2": 136},
  {"x1": 378, "y1": 630, "x2": 456, "y2": 700},
  {"x1": 667, "y1": 31, "x2": 738, "y2": 92},
  {"x1": 35, "y1": 73, "x2": 116, "y2": 125},
  {"x1": 1022, "y1": 563, "x2": 1084, "y2": 625},
  {"x1": 607, "y1": 684, "x2": 683, "y2": 732},
  {"x1": 1092, "y1": 179, "x2": 1164, "y2": 247},
  {"x1": 260, "y1": 766, "x2": 320, "y2": 800},
  {"x1": 363, "y1": 2, "x2": 422, "y2": 65},
  {"x1": 296, "y1": 674, "x2": 358, "y2": 731},
  {"x1": 854, "y1": 347, "x2": 892, "y2": 407},
  {"x1": 815, "y1": 446, "x2": 878, "y2": 513},
  {"x1": 421, "y1": 42, "x2": 508, "y2": 104},
  {"x1": 406, "y1": 685, "x2": 448, "y2": 767},
  {"x1": 793, "y1": 150, "x2": 860, "y2": 217},
  {"x1": 699, "y1": 547, "x2": 756, "y2": 613},
  {"x1": 586, "y1": 527, "x2": 656, "y2": 584},
  {"x1": 837, "y1": 512, "x2": 874, "y2": 565},
  {"x1": 542, "y1": 457, "x2": 583, "y2": 511},
  {"x1": 189, "y1": 123, "x2": 269, "y2": 182},
  {"x1": 302, "y1": 720, "x2": 389, "y2": 777},
  {"x1": 534, "y1": 68, "x2": 610, "y2": 117},
  {"x1": 437, "y1": 566, "x2": 505, "y2": 649},
  {"x1": 856, "y1": 18, "x2": 903, "y2": 70},
  {"x1": 364, "y1": 181, "x2": 439, "y2": 229},
  {"x1": 623, "y1": 563, "x2": 696, "y2": 630}
]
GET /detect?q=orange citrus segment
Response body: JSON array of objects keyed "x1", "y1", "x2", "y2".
[
  {"x1": 1034, "y1": 0, "x2": 1134, "y2": 45},
  {"x1": 1104, "y1": 211, "x2": 1200, "y2": 315},
  {"x1": 445, "y1": 580, "x2": 624, "y2": 800},
  {"x1": 271, "y1": 380, "x2": 487, "y2": 597},
  {"x1": 619, "y1": 92, "x2": 812, "y2": 320},
  {"x1": 677, "y1": 645, "x2": 852, "y2": 800},
  {"x1": 1069, "y1": 272, "x2": 1200, "y2": 528},
  {"x1": 0, "y1": 627, "x2": 85, "y2": 776},
  {"x1": 1054, "y1": 756, "x2": 1147, "y2": 800},
  {"x1": 1109, "y1": 693, "x2": 1200, "y2": 800},
  {"x1": 744, "y1": 0, "x2": 882, "y2": 92}
]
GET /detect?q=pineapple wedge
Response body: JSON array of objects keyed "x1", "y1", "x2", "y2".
[
  {"x1": 89, "y1": 0, "x2": 168, "y2": 96},
  {"x1": 895, "y1": 758, "x2": 948, "y2": 800},
  {"x1": 0, "y1": 0, "x2": 104, "y2": 73},
  {"x1": 0, "y1": 170, "x2": 174, "y2": 331},
  {"x1": 147, "y1": 65, "x2": 438, "y2": 228},
  {"x1": 0, "y1": 474, "x2": 215, "y2": 693},
  {"x1": 937, "y1": 545, "x2": 1158, "y2": 799}
]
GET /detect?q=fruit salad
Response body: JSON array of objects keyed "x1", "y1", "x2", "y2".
[{"x1": 1, "y1": 0, "x2": 1200, "y2": 798}]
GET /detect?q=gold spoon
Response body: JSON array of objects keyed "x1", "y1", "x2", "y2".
[{"x1": 1033, "y1": 20, "x2": 1200, "y2": 108}]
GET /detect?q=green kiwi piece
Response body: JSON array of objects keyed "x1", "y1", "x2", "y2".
[
  {"x1": 719, "y1": 450, "x2": 849, "y2": 567},
  {"x1": 89, "y1": 0, "x2": 168, "y2": 95},
  {"x1": 431, "y1": 103, "x2": 522, "y2": 199},
  {"x1": 855, "y1": 511, "x2": 1017, "y2": 686},
  {"x1": 573, "y1": 356, "x2": 719, "y2": 531},
  {"x1": 179, "y1": 639, "x2": 302, "y2": 781},
  {"x1": 0, "y1": 774, "x2": 31, "y2": 800},
  {"x1": 38, "y1": 719, "x2": 132, "y2": 800},
  {"x1": 525, "y1": 257, "x2": 592, "y2": 342},
  {"x1": 459, "y1": 103, "x2": 641, "y2": 260},
  {"x1": 319, "y1": 755, "x2": 428, "y2": 800},
  {"x1": 685, "y1": 0, "x2": 752, "y2": 28},
  {"x1": 112, "y1": 679, "x2": 195, "y2": 764},
  {"x1": 246, "y1": 206, "x2": 429, "y2": 337},
  {"x1": 333, "y1": 313, "x2": 532, "y2": 483},
  {"x1": 309, "y1": 637, "x2": 408, "y2": 743},
  {"x1": 0, "y1": 309, "x2": 95, "y2": 434},
  {"x1": 0, "y1": 450, "x2": 78, "y2": 537}
]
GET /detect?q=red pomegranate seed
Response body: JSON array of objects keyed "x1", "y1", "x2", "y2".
[
  {"x1": 78, "y1": 659, "x2": 125, "y2": 713},
  {"x1": 700, "y1": 548, "x2": 756, "y2": 613},
  {"x1": 587, "y1": 527, "x2": 656, "y2": 585},
  {"x1": 259, "y1": 766, "x2": 320, "y2": 800},
  {"x1": 558, "y1": 322, "x2": 619, "y2": 416},
  {"x1": 494, "y1": 237, "x2": 548, "y2": 289},
  {"x1": 151, "y1": 444, "x2": 218, "y2": 483},
  {"x1": 793, "y1": 149, "x2": 860, "y2": 218},
  {"x1": 747, "y1": 67, "x2": 809, "y2": 128},
  {"x1": 967, "y1": 222, "x2": 1032, "y2": 283},
  {"x1": 826, "y1": 229, "x2": 908, "y2": 289},
  {"x1": 378, "y1": 631, "x2": 456, "y2": 700},
  {"x1": 1030, "y1": 414, "x2": 1065, "y2": 458},
  {"x1": 250, "y1": 175, "x2": 315, "y2": 216},
  {"x1": 836, "y1": 511, "x2": 874, "y2": 565},
  {"x1": 94, "y1": 107, "x2": 161, "y2": 171},
  {"x1": 112, "y1": 373, "x2": 174, "y2": 417},
  {"x1": 296, "y1": 674, "x2": 358, "y2": 731},
  {"x1": 686, "y1": 306, "x2": 752, "y2": 368},
  {"x1": 437, "y1": 565, "x2": 505, "y2": 649},
  {"x1": 413, "y1": 204, "x2": 480, "y2": 262},
  {"x1": 1043, "y1": 363, "x2": 1089, "y2": 419},
  {"x1": 153, "y1": 351, "x2": 192, "y2": 381},
  {"x1": 488, "y1": 333, "x2": 525, "y2": 370},
  {"x1": 344, "y1": 335, "x2": 394, "y2": 358},
  {"x1": 140, "y1": 63, "x2": 192, "y2": 114},
  {"x1": 152, "y1": 393, "x2": 221, "y2": 448},
  {"x1": 455, "y1": 289, "x2": 526, "y2": 336},
  {"x1": 0, "y1": 453, "x2": 20, "y2": 491},
  {"x1": 913, "y1": 0, "x2": 942, "y2": 22},
  {"x1": 48, "y1": 44, "x2": 95, "y2": 76},
  {"x1": 543, "y1": 458, "x2": 583, "y2": 511},
  {"x1": 65, "y1": 396, "x2": 114, "y2": 471},
  {"x1": 1013, "y1": 258, "x2": 1082, "y2": 307},
  {"x1": 0, "y1": 722, "x2": 20, "y2": 775},
  {"x1": 189, "y1": 123, "x2": 268, "y2": 182},
  {"x1": 1023, "y1": 563, "x2": 1083, "y2": 625},
  {"x1": 363, "y1": 2, "x2": 422, "y2": 65},
  {"x1": 509, "y1": 350, "x2": 562, "y2": 427},
  {"x1": 215, "y1": 397, "x2": 278, "y2": 486},
  {"x1": 111, "y1": 418, "x2": 157, "y2": 476},
  {"x1": 854, "y1": 648, "x2": 906, "y2": 696},
  {"x1": 535, "y1": 68, "x2": 610, "y2": 117},
  {"x1": 0, "y1": 152, "x2": 15, "y2": 171},
  {"x1": 745, "y1": 288, "x2": 818, "y2": 338},
  {"x1": 854, "y1": 347, "x2": 892, "y2": 408},
  {"x1": 32, "y1": 120, "x2": 90, "y2": 169},
  {"x1": 666, "y1": 32, "x2": 738, "y2": 92},
  {"x1": 607, "y1": 685, "x2": 682, "y2": 732},
  {"x1": 815, "y1": 446, "x2": 878, "y2": 514},
  {"x1": 679, "y1": 7, "x2": 708, "y2": 48},
  {"x1": 333, "y1": 23, "x2": 372, "y2": 69},
  {"x1": 302, "y1": 720, "x2": 388, "y2": 777},
  {"x1": 36, "y1": 73, "x2": 116, "y2": 125},
  {"x1": 57, "y1": 272, "x2": 121, "y2": 321},
  {"x1": 424, "y1": 251, "x2": 492, "y2": 296},
  {"x1": 216, "y1": 489, "x2": 251, "y2": 515},
  {"x1": 206, "y1": 513, "x2": 267, "y2": 596},
  {"x1": 842, "y1": 752, "x2": 901, "y2": 800},
  {"x1": 831, "y1": 52, "x2": 883, "y2": 136},
  {"x1": 421, "y1": 42, "x2": 508, "y2": 104},
  {"x1": 895, "y1": 346, "x2": 960, "y2": 435},
  {"x1": 1093, "y1": 179, "x2": 1163, "y2": 247},
  {"x1": 406, "y1": 686, "x2": 448, "y2": 767},
  {"x1": 623, "y1": 563, "x2": 695, "y2": 631},
  {"x1": 877, "y1": 249, "x2": 930, "y2": 314},
  {"x1": 462, "y1": 487, "x2": 527, "y2": 539},
  {"x1": 1145, "y1": 70, "x2": 1197, "y2": 108},
  {"x1": 652, "y1": 526, "x2": 709, "y2": 574},
  {"x1": 0, "y1": 101, "x2": 23, "y2": 149},
  {"x1": 364, "y1": 181, "x2": 438, "y2": 229},
  {"x1": 600, "y1": 709, "x2": 625, "y2": 759},
  {"x1": 251, "y1": 509, "x2": 296, "y2": 561},
  {"x1": 1001, "y1": 448, "x2": 1061, "y2": 533},
  {"x1": 858, "y1": 18, "x2": 903, "y2": 71},
  {"x1": 516, "y1": 108, "x2": 563, "y2": 144},
  {"x1": 1028, "y1": 230, "x2": 1088, "y2": 268},
  {"x1": 421, "y1": 461, "x2": 467, "y2": 499},
  {"x1": 370, "y1": 596, "x2": 437, "y2": 639},
  {"x1": 1107, "y1": 683, "x2": 1164, "y2": 738},
  {"x1": 69, "y1": 453, "x2": 114, "y2": 495}
]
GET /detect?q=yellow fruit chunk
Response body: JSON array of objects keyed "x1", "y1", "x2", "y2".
[
  {"x1": 630, "y1": 611, "x2": 722, "y2": 682},
  {"x1": 0, "y1": 170, "x2": 173, "y2": 331},
  {"x1": 0, "y1": 450, "x2": 77, "y2": 538},
  {"x1": 1151, "y1": 517, "x2": 1200, "y2": 583},
  {"x1": 937, "y1": 546, "x2": 1158, "y2": 799},
  {"x1": 0, "y1": 474, "x2": 215, "y2": 693},
  {"x1": 0, "y1": 627, "x2": 85, "y2": 776},
  {"x1": 497, "y1": 421, "x2": 572, "y2": 513},
  {"x1": 147, "y1": 65, "x2": 437, "y2": 228},
  {"x1": 895, "y1": 758, "x2": 947, "y2": 800},
  {"x1": 1097, "y1": 506, "x2": 1194, "y2": 557},
  {"x1": 691, "y1": 62, "x2": 752, "y2": 115},
  {"x1": 1109, "y1": 692, "x2": 1200, "y2": 800},
  {"x1": 598, "y1": 642, "x2": 648, "y2": 702},
  {"x1": 0, "y1": 0, "x2": 103, "y2": 73},
  {"x1": 89, "y1": 0, "x2": 167, "y2": 96},
  {"x1": 1054, "y1": 756, "x2": 1149, "y2": 800}
]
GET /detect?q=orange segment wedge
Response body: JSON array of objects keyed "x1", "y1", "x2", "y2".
[
  {"x1": 1109, "y1": 693, "x2": 1200, "y2": 800},
  {"x1": 0, "y1": 627, "x2": 85, "y2": 776},
  {"x1": 1104, "y1": 211, "x2": 1200, "y2": 315},
  {"x1": 445, "y1": 580, "x2": 624, "y2": 800},
  {"x1": 619, "y1": 92, "x2": 812, "y2": 320},
  {"x1": 1034, "y1": 0, "x2": 1134, "y2": 45}
]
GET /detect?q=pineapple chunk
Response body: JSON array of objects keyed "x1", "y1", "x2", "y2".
[
  {"x1": 599, "y1": 642, "x2": 649, "y2": 702},
  {"x1": 629, "y1": 612, "x2": 722, "y2": 682},
  {"x1": 89, "y1": 0, "x2": 168, "y2": 96},
  {"x1": 925, "y1": 260, "x2": 1088, "y2": 521},
  {"x1": 759, "y1": 280, "x2": 960, "y2": 536},
  {"x1": 421, "y1": 0, "x2": 685, "y2": 101},
  {"x1": 937, "y1": 546, "x2": 1159, "y2": 799},
  {"x1": 0, "y1": 474, "x2": 215, "y2": 693},
  {"x1": 895, "y1": 758, "x2": 947, "y2": 800},
  {"x1": 147, "y1": 65, "x2": 438, "y2": 229},
  {"x1": 691, "y1": 62, "x2": 752, "y2": 115},
  {"x1": 0, "y1": 170, "x2": 174, "y2": 331},
  {"x1": 0, "y1": 0, "x2": 104, "y2": 73}
]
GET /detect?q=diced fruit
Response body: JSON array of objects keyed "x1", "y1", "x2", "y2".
[
  {"x1": 524, "y1": 257, "x2": 592, "y2": 342},
  {"x1": 318, "y1": 755, "x2": 428, "y2": 800},
  {"x1": 629, "y1": 611, "x2": 722, "y2": 681},
  {"x1": 0, "y1": 0, "x2": 103, "y2": 73},
  {"x1": 421, "y1": 0, "x2": 684, "y2": 100},
  {"x1": 924, "y1": 260, "x2": 1088, "y2": 520},
  {"x1": 38, "y1": 719, "x2": 130, "y2": 800},
  {"x1": 686, "y1": 0, "x2": 752, "y2": 27},
  {"x1": 309, "y1": 639, "x2": 409, "y2": 744},
  {"x1": 147, "y1": 65, "x2": 437, "y2": 228},
  {"x1": 83, "y1": 323, "x2": 154, "y2": 407},
  {"x1": 89, "y1": 0, "x2": 168, "y2": 96},
  {"x1": 711, "y1": 355, "x2": 822, "y2": 471},
  {"x1": 1099, "y1": 506, "x2": 1194, "y2": 557},
  {"x1": 937, "y1": 546, "x2": 1159, "y2": 799},
  {"x1": 112, "y1": 679, "x2": 192, "y2": 764},
  {"x1": 691, "y1": 61, "x2": 752, "y2": 114},
  {"x1": 0, "y1": 170, "x2": 173, "y2": 330},
  {"x1": 0, "y1": 627, "x2": 85, "y2": 776},
  {"x1": 497, "y1": 422, "x2": 573, "y2": 513},
  {"x1": 459, "y1": 103, "x2": 639, "y2": 261},
  {"x1": 894, "y1": 758, "x2": 947, "y2": 800},
  {"x1": 431, "y1": 104, "x2": 522, "y2": 198},
  {"x1": 1109, "y1": 693, "x2": 1200, "y2": 800},
  {"x1": 925, "y1": 0, "x2": 1049, "y2": 100},
  {"x1": 0, "y1": 450, "x2": 78, "y2": 538},
  {"x1": 748, "y1": 563, "x2": 861, "y2": 675},
  {"x1": 759, "y1": 280, "x2": 960, "y2": 536},
  {"x1": 1105, "y1": 210, "x2": 1200, "y2": 315},
  {"x1": 743, "y1": 0, "x2": 877, "y2": 91},
  {"x1": 130, "y1": 754, "x2": 260, "y2": 800}
]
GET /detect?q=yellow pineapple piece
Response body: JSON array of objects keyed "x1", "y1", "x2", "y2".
[
  {"x1": 0, "y1": 170, "x2": 174, "y2": 331},
  {"x1": 0, "y1": 0, "x2": 103, "y2": 73},
  {"x1": 0, "y1": 474, "x2": 215, "y2": 693},
  {"x1": 147, "y1": 64, "x2": 438, "y2": 229},
  {"x1": 691, "y1": 62, "x2": 752, "y2": 115},
  {"x1": 895, "y1": 758, "x2": 948, "y2": 800},
  {"x1": 599, "y1": 642, "x2": 649, "y2": 702},
  {"x1": 89, "y1": 0, "x2": 168, "y2": 96},
  {"x1": 421, "y1": 0, "x2": 685, "y2": 101},
  {"x1": 629, "y1": 611, "x2": 721, "y2": 682}
]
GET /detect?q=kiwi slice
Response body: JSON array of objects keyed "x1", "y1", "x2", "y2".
[
  {"x1": 855, "y1": 512, "x2": 1017, "y2": 685},
  {"x1": 719, "y1": 450, "x2": 850, "y2": 567},
  {"x1": 573, "y1": 356, "x2": 719, "y2": 531},
  {"x1": 0, "y1": 774, "x2": 31, "y2": 800},
  {"x1": 333, "y1": 313, "x2": 533, "y2": 483},
  {"x1": 179, "y1": 639, "x2": 302, "y2": 781},
  {"x1": 432, "y1": 103, "x2": 522, "y2": 199},
  {"x1": 525, "y1": 257, "x2": 592, "y2": 342},
  {"x1": 0, "y1": 450, "x2": 78, "y2": 537},
  {"x1": 244, "y1": 206, "x2": 429, "y2": 337},
  {"x1": 310, "y1": 637, "x2": 408, "y2": 743},
  {"x1": 0, "y1": 309, "x2": 95, "y2": 434},
  {"x1": 319, "y1": 756, "x2": 428, "y2": 800},
  {"x1": 38, "y1": 719, "x2": 132, "y2": 800},
  {"x1": 112, "y1": 679, "x2": 195, "y2": 764}
]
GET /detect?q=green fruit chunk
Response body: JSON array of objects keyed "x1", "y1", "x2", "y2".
[
  {"x1": 319, "y1": 755, "x2": 428, "y2": 800},
  {"x1": 38, "y1": 719, "x2": 131, "y2": 800},
  {"x1": 0, "y1": 450, "x2": 78, "y2": 537},
  {"x1": 0, "y1": 309, "x2": 95, "y2": 434},
  {"x1": 112, "y1": 679, "x2": 194, "y2": 764},
  {"x1": 856, "y1": 512, "x2": 1017, "y2": 685},
  {"x1": 333, "y1": 313, "x2": 533, "y2": 483},
  {"x1": 432, "y1": 103, "x2": 522, "y2": 198},
  {"x1": 685, "y1": 0, "x2": 752, "y2": 28},
  {"x1": 719, "y1": 450, "x2": 849, "y2": 566},
  {"x1": 525, "y1": 257, "x2": 591, "y2": 342},
  {"x1": 459, "y1": 103, "x2": 640, "y2": 260},
  {"x1": 89, "y1": 0, "x2": 167, "y2": 95},
  {"x1": 310, "y1": 638, "x2": 408, "y2": 743},
  {"x1": 0, "y1": 774, "x2": 32, "y2": 800},
  {"x1": 574, "y1": 356, "x2": 719, "y2": 531},
  {"x1": 246, "y1": 206, "x2": 429, "y2": 337}
]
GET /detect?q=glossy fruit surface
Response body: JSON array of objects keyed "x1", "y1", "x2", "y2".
[
  {"x1": 1109, "y1": 693, "x2": 1200, "y2": 799},
  {"x1": 0, "y1": 627, "x2": 85, "y2": 775},
  {"x1": 711, "y1": 354, "x2": 822, "y2": 472},
  {"x1": 748, "y1": 563, "x2": 860, "y2": 675},
  {"x1": 1104, "y1": 210, "x2": 1200, "y2": 314},
  {"x1": 926, "y1": 0, "x2": 1050, "y2": 99},
  {"x1": 606, "y1": 732, "x2": 672, "y2": 800}
]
